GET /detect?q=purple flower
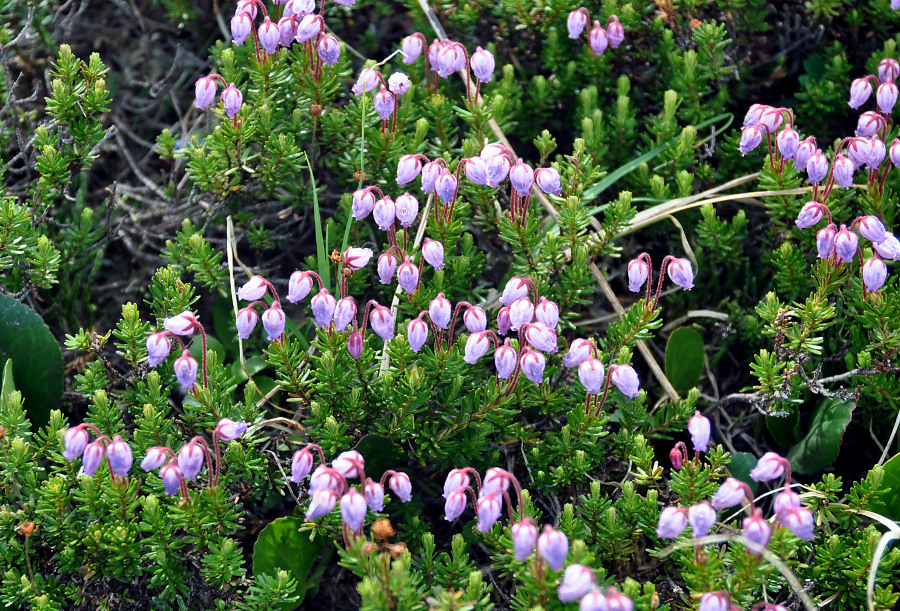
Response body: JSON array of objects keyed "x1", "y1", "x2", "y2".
[
  {"x1": 389, "y1": 472, "x2": 412, "y2": 502},
  {"x1": 776, "y1": 126, "x2": 800, "y2": 159},
  {"x1": 173, "y1": 350, "x2": 199, "y2": 390},
  {"x1": 373, "y1": 196, "x2": 396, "y2": 231},
  {"x1": 317, "y1": 35, "x2": 340, "y2": 65},
  {"x1": 875, "y1": 232, "x2": 900, "y2": 260},
  {"x1": 606, "y1": 15, "x2": 624, "y2": 48},
  {"x1": 258, "y1": 19, "x2": 280, "y2": 54},
  {"x1": 307, "y1": 489, "x2": 339, "y2": 519},
  {"x1": 141, "y1": 447, "x2": 169, "y2": 471},
  {"x1": 344, "y1": 247, "x2": 374, "y2": 270},
  {"x1": 364, "y1": 478, "x2": 385, "y2": 511},
  {"x1": 63, "y1": 426, "x2": 89, "y2": 462},
  {"x1": 509, "y1": 160, "x2": 534, "y2": 195},
  {"x1": 500, "y1": 276, "x2": 530, "y2": 306},
  {"x1": 287, "y1": 270, "x2": 314, "y2": 302},
  {"x1": 82, "y1": 440, "x2": 105, "y2": 476},
  {"x1": 758, "y1": 107, "x2": 783, "y2": 133},
  {"x1": 878, "y1": 81, "x2": 898, "y2": 113},
  {"x1": 217, "y1": 418, "x2": 249, "y2": 441},
  {"x1": 406, "y1": 318, "x2": 429, "y2": 352},
  {"x1": 688, "y1": 502, "x2": 716, "y2": 538},
  {"x1": 863, "y1": 257, "x2": 888, "y2": 291},
  {"x1": 667, "y1": 258, "x2": 694, "y2": 289},
  {"x1": 194, "y1": 76, "x2": 218, "y2": 110},
  {"x1": 340, "y1": 488, "x2": 367, "y2": 530},
  {"x1": 509, "y1": 297, "x2": 534, "y2": 331},
  {"x1": 436, "y1": 172, "x2": 458, "y2": 203},
  {"x1": 278, "y1": 15, "x2": 296, "y2": 46},
  {"x1": 656, "y1": 506, "x2": 688, "y2": 539},
  {"x1": 236, "y1": 307, "x2": 259, "y2": 340},
  {"x1": 832, "y1": 154, "x2": 855, "y2": 189},
  {"x1": 857, "y1": 111, "x2": 885, "y2": 137},
  {"x1": 332, "y1": 450, "x2": 364, "y2": 479},
  {"x1": 858, "y1": 216, "x2": 886, "y2": 243},
  {"x1": 444, "y1": 488, "x2": 468, "y2": 520},
  {"x1": 698, "y1": 591, "x2": 731, "y2": 611},
  {"x1": 743, "y1": 104, "x2": 767, "y2": 127},
  {"x1": 231, "y1": 12, "x2": 253, "y2": 45},
  {"x1": 562, "y1": 338, "x2": 593, "y2": 368},
  {"x1": 309, "y1": 465, "x2": 346, "y2": 495},
  {"x1": 397, "y1": 258, "x2": 420, "y2": 293},
  {"x1": 688, "y1": 410, "x2": 711, "y2": 452},
  {"x1": 534, "y1": 297, "x2": 559, "y2": 329},
  {"x1": 291, "y1": 448, "x2": 314, "y2": 482},
  {"x1": 497, "y1": 306, "x2": 511, "y2": 335},
  {"x1": 238, "y1": 275, "x2": 268, "y2": 301},
  {"x1": 463, "y1": 157, "x2": 488, "y2": 185},
  {"x1": 369, "y1": 305, "x2": 394, "y2": 340},
  {"x1": 262, "y1": 306, "x2": 286, "y2": 340},
  {"x1": 712, "y1": 478, "x2": 746, "y2": 510},
  {"x1": 464, "y1": 332, "x2": 492, "y2": 364},
  {"x1": 421, "y1": 160, "x2": 442, "y2": 192},
  {"x1": 437, "y1": 42, "x2": 466, "y2": 77},
  {"x1": 817, "y1": 225, "x2": 837, "y2": 258},
  {"x1": 389, "y1": 193, "x2": 418, "y2": 229},
  {"x1": 774, "y1": 488, "x2": 802, "y2": 517},
  {"x1": 535, "y1": 167, "x2": 562, "y2": 195},
  {"x1": 511, "y1": 520, "x2": 538, "y2": 561},
  {"x1": 475, "y1": 492, "x2": 502, "y2": 532},
  {"x1": 160, "y1": 462, "x2": 184, "y2": 495},
  {"x1": 429, "y1": 293, "x2": 452, "y2": 329},
  {"x1": 377, "y1": 252, "x2": 398, "y2": 284},
  {"x1": 222, "y1": 83, "x2": 243, "y2": 118},
  {"x1": 738, "y1": 125, "x2": 763, "y2": 155},
  {"x1": 581, "y1": 592, "x2": 610, "y2": 611},
  {"x1": 310, "y1": 290, "x2": 337, "y2": 327},
  {"x1": 742, "y1": 509, "x2": 772, "y2": 551},
  {"x1": 578, "y1": 358, "x2": 605, "y2": 394},
  {"x1": 567, "y1": 8, "x2": 588, "y2": 38},
  {"x1": 588, "y1": 21, "x2": 608, "y2": 55},
  {"x1": 749, "y1": 451, "x2": 787, "y2": 482},
  {"x1": 146, "y1": 332, "x2": 172, "y2": 367},
  {"x1": 494, "y1": 343, "x2": 517, "y2": 379},
  {"x1": 463, "y1": 306, "x2": 487, "y2": 333},
  {"x1": 781, "y1": 507, "x2": 815, "y2": 540},
  {"x1": 848, "y1": 77, "x2": 873, "y2": 109},
  {"x1": 485, "y1": 154, "x2": 511, "y2": 188},
  {"x1": 422, "y1": 239, "x2": 445, "y2": 270},
  {"x1": 557, "y1": 564, "x2": 595, "y2": 603},
  {"x1": 627, "y1": 257, "x2": 650, "y2": 292},
  {"x1": 834, "y1": 225, "x2": 859, "y2": 263},
  {"x1": 400, "y1": 34, "x2": 423, "y2": 63},
  {"x1": 536, "y1": 525, "x2": 568, "y2": 571},
  {"x1": 471, "y1": 46, "x2": 495, "y2": 83},
  {"x1": 520, "y1": 349, "x2": 546, "y2": 385},
  {"x1": 868, "y1": 136, "x2": 886, "y2": 168},
  {"x1": 388, "y1": 72, "x2": 411, "y2": 96},
  {"x1": 892, "y1": 139, "x2": 900, "y2": 168},
  {"x1": 805, "y1": 150, "x2": 828, "y2": 184},
  {"x1": 295, "y1": 14, "x2": 322, "y2": 43},
  {"x1": 352, "y1": 188, "x2": 376, "y2": 220},
  {"x1": 178, "y1": 442, "x2": 205, "y2": 480},
  {"x1": 347, "y1": 331, "x2": 364, "y2": 359},
  {"x1": 164, "y1": 311, "x2": 199, "y2": 336},
  {"x1": 352, "y1": 68, "x2": 380, "y2": 96},
  {"x1": 373, "y1": 87, "x2": 395, "y2": 121},
  {"x1": 847, "y1": 136, "x2": 873, "y2": 169},
  {"x1": 879, "y1": 58, "x2": 900, "y2": 83},
  {"x1": 609, "y1": 364, "x2": 640, "y2": 398},
  {"x1": 443, "y1": 468, "x2": 469, "y2": 496},
  {"x1": 106, "y1": 435, "x2": 132, "y2": 477},
  {"x1": 524, "y1": 321, "x2": 557, "y2": 354},
  {"x1": 333, "y1": 297, "x2": 357, "y2": 332},
  {"x1": 793, "y1": 136, "x2": 817, "y2": 172}
]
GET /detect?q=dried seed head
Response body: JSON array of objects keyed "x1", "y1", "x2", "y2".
[
  {"x1": 372, "y1": 517, "x2": 396, "y2": 541},
  {"x1": 309, "y1": 104, "x2": 322, "y2": 117}
]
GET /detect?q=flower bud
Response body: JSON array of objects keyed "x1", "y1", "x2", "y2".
[
  {"x1": 422, "y1": 239, "x2": 445, "y2": 270},
  {"x1": 262, "y1": 306, "x2": 286, "y2": 340},
  {"x1": 348, "y1": 331, "x2": 364, "y2": 359},
  {"x1": 627, "y1": 257, "x2": 650, "y2": 292},
  {"x1": 832, "y1": 154, "x2": 855, "y2": 189},
  {"x1": 567, "y1": 8, "x2": 588, "y2": 39},
  {"x1": 460, "y1": 157, "x2": 487, "y2": 186},
  {"x1": 236, "y1": 307, "x2": 259, "y2": 340},
  {"x1": 781, "y1": 506, "x2": 815, "y2": 540},
  {"x1": 173, "y1": 350, "x2": 199, "y2": 390},
  {"x1": 406, "y1": 318, "x2": 429, "y2": 352},
  {"x1": 795, "y1": 201, "x2": 824, "y2": 229},
  {"x1": 394, "y1": 193, "x2": 419, "y2": 228},
  {"x1": 534, "y1": 297, "x2": 559, "y2": 329},
  {"x1": 160, "y1": 462, "x2": 184, "y2": 495},
  {"x1": 397, "y1": 258, "x2": 420, "y2": 293},
  {"x1": 421, "y1": 160, "x2": 442, "y2": 193},
  {"x1": 588, "y1": 21, "x2": 608, "y2": 55},
  {"x1": 711, "y1": 478, "x2": 746, "y2": 510},
  {"x1": 500, "y1": 276, "x2": 530, "y2": 306},
  {"x1": 656, "y1": 506, "x2": 688, "y2": 539},
  {"x1": 436, "y1": 171, "x2": 458, "y2": 203},
  {"x1": 537, "y1": 525, "x2": 569, "y2": 571},
  {"x1": 340, "y1": 488, "x2": 367, "y2": 531},
  {"x1": 222, "y1": 83, "x2": 243, "y2": 118},
  {"x1": 738, "y1": 125, "x2": 763, "y2": 155},
  {"x1": 688, "y1": 410, "x2": 711, "y2": 452},
  {"x1": 310, "y1": 290, "x2": 337, "y2": 327},
  {"x1": 377, "y1": 252, "x2": 399, "y2": 284},
  {"x1": 307, "y1": 489, "x2": 339, "y2": 519},
  {"x1": 291, "y1": 448, "x2": 314, "y2": 482},
  {"x1": 317, "y1": 34, "x2": 340, "y2": 64},
  {"x1": 178, "y1": 442, "x2": 205, "y2": 480},
  {"x1": 557, "y1": 564, "x2": 595, "y2": 603},
  {"x1": 878, "y1": 81, "x2": 899, "y2": 113},
  {"x1": 494, "y1": 343, "x2": 518, "y2": 379},
  {"x1": 578, "y1": 357, "x2": 605, "y2": 394},
  {"x1": 373, "y1": 86, "x2": 395, "y2": 121},
  {"x1": 332, "y1": 450, "x2": 365, "y2": 481},
  {"x1": 524, "y1": 321, "x2": 557, "y2": 353},
  {"x1": 858, "y1": 215, "x2": 886, "y2": 243},
  {"x1": 606, "y1": 15, "x2": 624, "y2": 48},
  {"x1": 231, "y1": 12, "x2": 253, "y2": 45},
  {"x1": 669, "y1": 446, "x2": 683, "y2": 470},
  {"x1": 742, "y1": 509, "x2": 772, "y2": 551},
  {"x1": 463, "y1": 306, "x2": 487, "y2": 333},
  {"x1": 352, "y1": 188, "x2": 377, "y2": 220},
  {"x1": 848, "y1": 77, "x2": 873, "y2": 109},
  {"x1": 194, "y1": 76, "x2": 218, "y2": 110},
  {"x1": 774, "y1": 488, "x2": 802, "y2": 516},
  {"x1": 444, "y1": 488, "x2": 468, "y2": 521},
  {"x1": 535, "y1": 167, "x2": 562, "y2": 195},
  {"x1": 817, "y1": 224, "x2": 837, "y2": 259},
  {"x1": 521, "y1": 349, "x2": 546, "y2": 385},
  {"x1": 352, "y1": 68, "x2": 381, "y2": 96},
  {"x1": 82, "y1": 440, "x2": 105, "y2": 476},
  {"x1": 369, "y1": 305, "x2": 395, "y2": 340},
  {"x1": 389, "y1": 472, "x2": 412, "y2": 502},
  {"x1": 333, "y1": 297, "x2": 357, "y2": 333},
  {"x1": 401, "y1": 34, "x2": 423, "y2": 63},
  {"x1": 287, "y1": 270, "x2": 315, "y2": 303},
  {"x1": 609, "y1": 364, "x2": 640, "y2": 398},
  {"x1": 667, "y1": 258, "x2": 694, "y2": 290},
  {"x1": 373, "y1": 196, "x2": 396, "y2": 231},
  {"x1": 511, "y1": 520, "x2": 538, "y2": 561},
  {"x1": 238, "y1": 275, "x2": 268, "y2": 301},
  {"x1": 834, "y1": 225, "x2": 859, "y2": 263},
  {"x1": 875, "y1": 232, "x2": 900, "y2": 260},
  {"x1": 106, "y1": 435, "x2": 133, "y2": 477},
  {"x1": 217, "y1": 418, "x2": 248, "y2": 441},
  {"x1": 857, "y1": 111, "x2": 885, "y2": 137},
  {"x1": 497, "y1": 306, "x2": 511, "y2": 335},
  {"x1": 805, "y1": 150, "x2": 829, "y2": 184},
  {"x1": 509, "y1": 297, "x2": 534, "y2": 331},
  {"x1": 863, "y1": 256, "x2": 888, "y2": 291},
  {"x1": 509, "y1": 160, "x2": 534, "y2": 195},
  {"x1": 562, "y1": 338, "x2": 594, "y2": 368},
  {"x1": 793, "y1": 136, "x2": 817, "y2": 172},
  {"x1": 63, "y1": 426, "x2": 89, "y2": 462},
  {"x1": 258, "y1": 18, "x2": 280, "y2": 54},
  {"x1": 879, "y1": 57, "x2": 900, "y2": 83},
  {"x1": 486, "y1": 154, "x2": 511, "y2": 188},
  {"x1": 344, "y1": 247, "x2": 374, "y2": 270},
  {"x1": 698, "y1": 591, "x2": 730, "y2": 611},
  {"x1": 164, "y1": 311, "x2": 199, "y2": 336},
  {"x1": 476, "y1": 492, "x2": 502, "y2": 532},
  {"x1": 471, "y1": 46, "x2": 495, "y2": 83},
  {"x1": 147, "y1": 332, "x2": 172, "y2": 367},
  {"x1": 364, "y1": 478, "x2": 385, "y2": 511},
  {"x1": 688, "y1": 502, "x2": 717, "y2": 538}
]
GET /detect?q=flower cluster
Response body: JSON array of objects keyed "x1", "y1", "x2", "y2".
[
  {"x1": 566, "y1": 8, "x2": 625, "y2": 56},
  {"x1": 194, "y1": 75, "x2": 244, "y2": 119},
  {"x1": 290, "y1": 445, "x2": 412, "y2": 536},
  {"x1": 62, "y1": 418, "x2": 248, "y2": 497},
  {"x1": 395, "y1": 33, "x2": 495, "y2": 102},
  {"x1": 626, "y1": 252, "x2": 695, "y2": 306},
  {"x1": 145, "y1": 310, "x2": 210, "y2": 390}
]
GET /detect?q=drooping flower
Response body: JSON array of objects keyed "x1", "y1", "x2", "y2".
[
  {"x1": 261, "y1": 306, "x2": 286, "y2": 340},
  {"x1": 340, "y1": 488, "x2": 367, "y2": 530},
  {"x1": 688, "y1": 502, "x2": 717, "y2": 538},
  {"x1": 536, "y1": 525, "x2": 569, "y2": 571},
  {"x1": 147, "y1": 333, "x2": 172, "y2": 367},
  {"x1": 389, "y1": 472, "x2": 412, "y2": 502},
  {"x1": 863, "y1": 257, "x2": 888, "y2": 292},
  {"x1": 511, "y1": 520, "x2": 538, "y2": 561},
  {"x1": 395, "y1": 193, "x2": 419, "y2": 228},
  {"x1": 471, "y1": 47, "x2": 495, "y2": 83},
  {"x1": 63, "y1": 426, "x2": 89, "y2": 462},
  {"x1": 712, "y1": 478, "x2": 746, "y2": 510},
  {"x1": 173, "y1": 350, "x2": 199, "y2": 390},
  {"x1": 567, "y1": 8, "x2": 588, "y2": 39},
  {"x1": 609, "y1": 364, "x2": 640, "y2": 398},
  {"x1": 667, "y1": 258, "x2": 694, "y2": 290},
  {"x1": 557, "y1": 564, "x2": 595, "y2": 603},
  {"x1": 178, "y1": 442, "x2": 205, "y2": 480},
  {"x1": 656, "y1": 506, "x2": 688, "y2": 539},
  {"x1": 194, "y1": 76, "x2": 218, "y2": 110},
  {"x1": 588, "y1": 21, "x2": 608, "y2": 55},
  {"x1": 221, "y1": 84, "x2": 243, "y2": 118},
  {"x1": 627, "y1": 257, "x2": 650, "y2": 292},
  {"x1": 688, "y1": 410, "x2": 711, "y2": 452},
  {"x1": 287, "y1": 270, "x2": 315, "y2": 303},
  {"x1": 578, "y1": 358, "x2": 605, "y2": 394},
  {"x1": 406, "y1": 318, "x2": 429, "y2": 352},
  {"x1": 520, "y1": 349, "x2": 546, "y2": 385},
  {"x1": 606, "y1": 15, "x2": 624, "y2": 48},
  {"x1": 848, "y1": 77, "x2": 873, "y2": 109}
]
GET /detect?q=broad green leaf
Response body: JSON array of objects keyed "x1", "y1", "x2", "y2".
[
  {"x1": 212, "y1": 295, "x2": 239, "y2": 358},
  {"x1": 252, "y1": 517, "x2": 325, "y2": 609},
  {"x1": 766, "y1": 410, "x2": 801, "y2": 447},
  {"x1": 664, "y1": 328, "x2": 705, "y2": 392},
  {"x1": 786, "y1": 398, "x2": 855, "y2": 475},
  {"x1": 189, "y1": 335, "x2": 226, "y2": 364},
  {"x1": 0, "y1": 295, "x2": 63, "y2": 428},
  {"x1": 870, "y1": 453, "x2": 900, "y2": 521},
  {"x1": 727, "y1": 452, "x2": 759, "y2": 494},
  {"x1": 354, "y1": 434, "x2": 403, "y2": 481}
]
